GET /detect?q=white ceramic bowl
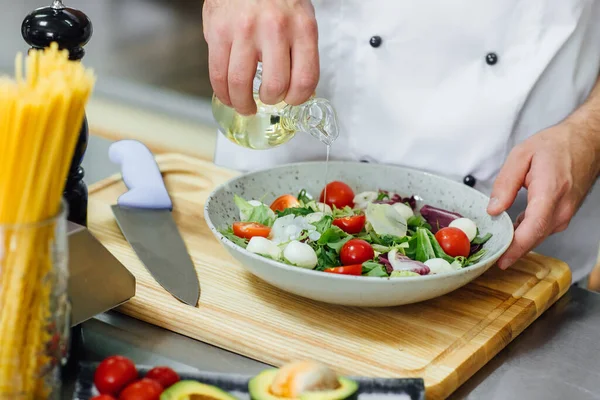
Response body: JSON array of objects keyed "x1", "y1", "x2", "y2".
[{"x1": 204, "y1": 161, "x2": 513, "y2": 307}]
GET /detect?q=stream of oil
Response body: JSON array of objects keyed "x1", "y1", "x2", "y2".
[{"x1": 323, "y1": 144, "x2": 331, "y2": 204}]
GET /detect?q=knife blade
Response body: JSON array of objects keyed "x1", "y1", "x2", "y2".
[{"x1": 108, "y1": 139, "x2": 200, "y2": 306}]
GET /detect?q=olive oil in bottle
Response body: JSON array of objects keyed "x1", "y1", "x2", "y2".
[{"x1": 212, "y1": 63, "x2": 339, "y2": 150}]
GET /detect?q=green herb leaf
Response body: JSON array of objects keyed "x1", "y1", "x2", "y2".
[
  {"x1": 297, "y1": 189, "x2": 313, "y2": 204},
  {"x1": 275, "y1": 207, "x2": 313, "y2": 218},
  {"x1": 472, "y1": 232, "x2": 493, "y2": 245},
  {"x1": 407, "y1": 215, "x2": 432, "y2": 231},
  {"x1": 454, "y1": 256, "x2": 467, "y2": 267},
  {"x1": 425, "y1": 230, "x2": 455, "y2": 263},
  {"x1": 365, "y1": 265, "x2": 389, "y2": 277},
  {"x1": 466, "y1": 248, "x2": 487, "y2": 265},
  {"x1": 219, "y1": 227, "x2": 249, "y2": 248},
  {"x1": 376, "y1": 191, "x2": 389, "y2": 201},
  {"x1": 315, "y1": 246, "x2": 340, "y2": 271}
]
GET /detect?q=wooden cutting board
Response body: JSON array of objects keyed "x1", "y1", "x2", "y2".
[{"x1": 88, "y1": 153, "x2": 572, "y2": 400}]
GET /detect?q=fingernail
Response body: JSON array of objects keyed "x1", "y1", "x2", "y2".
[{"x1": 487, "y1": 197, "x2": 500, "y2": 214}]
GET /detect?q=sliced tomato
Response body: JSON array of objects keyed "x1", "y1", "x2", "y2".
[
  {"x1": 435, "y1": 227, "x2": 470, "y2": 257},
  {"x1": 270, "y1": 194, "x2": 300, "y2": 212},
  {"x1": 319, "y1": 181, "x2": 355, "y2": 209},
  {"x1": 324, "y1": 264, "x2": 363, "y2": 276},
  {"x1": 332, "y1": 215, "x2": 366, "y2": 234},
  {"x1": 232, "y1": 222, "x2": 271, "y2": 240},
  {"x1": 340, "y1": 239, "x2": 374, "y2": 266}
]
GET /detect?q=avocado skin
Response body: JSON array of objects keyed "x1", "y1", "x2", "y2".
[
  {"x1": 248, "y1": 369, "x2": 359, "y2": 400},
  {"x1": 160, "y1": 380, "x2": 238, "y2": 400}
]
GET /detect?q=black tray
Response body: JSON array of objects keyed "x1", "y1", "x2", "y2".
[{"x1": 73, "y1": 362, "x2": 425, "y2": 400}]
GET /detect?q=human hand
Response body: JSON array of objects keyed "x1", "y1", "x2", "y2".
[
  {"x1": 202, "y1": 0, "x2": 320, "y2": 115},
  {"x1": 487, "y1": 121, "x2": 600, "y2": 270}
]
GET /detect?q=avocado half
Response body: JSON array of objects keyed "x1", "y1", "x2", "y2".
[
  {"x1": 160, "y1": 380, "x2": 238, "y2": 400},
  {"x1": 248, "y1": 369, "x2": 358, "y2": 400}
]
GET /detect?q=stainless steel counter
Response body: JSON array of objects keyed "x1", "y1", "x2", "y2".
[{"x1": 66, "y1": 135, "x2": 600, "y2": 399}]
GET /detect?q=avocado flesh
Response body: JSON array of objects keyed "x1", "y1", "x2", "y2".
[
  {"x1": 249, "y1": 369, "x2": 358, "y2": 400},
  {"x1": 160, "y1": 380, "x2": 238, "y2": 400}
]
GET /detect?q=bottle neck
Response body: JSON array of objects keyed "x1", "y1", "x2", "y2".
[{"x1": 283, "y1": 99, "x2": 340, "y2": 146}]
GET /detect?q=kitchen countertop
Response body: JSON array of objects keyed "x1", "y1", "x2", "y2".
[{"x1": 65, "y1": 135, "x2": 600, "y2": 399}]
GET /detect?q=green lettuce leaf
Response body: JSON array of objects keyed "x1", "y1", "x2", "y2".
[
  {"x1": 312, "y1": 215, "x2": 333, "y2": 234},
  {"x1": 472, "y1": 232, "x2": 493, "y2": 245},
  {"x1": 415, "y1": 227, "x2": 436, "y2": 262},
  {"x1": 390, "y1": 270, "x2": 420, "y2": 278},
  {"x1": 219, "y1": 227, "x2": 249, "y2": 248},
  {"x1": 365, "y1": 265, "x2": 389, "y2": 277},
  {"x1": 233, "y1": 194, "x2": 276, "y2": 226}
]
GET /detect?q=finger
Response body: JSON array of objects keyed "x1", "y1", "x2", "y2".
[
  {"x1": 496, "y1": 191, "x2": 558, "y2": 270},
  {"x1": 285, "y1": 21, "x2": 319, "y2": 105},
  {"x1": 487, "y1": 147, "x2": 532, "y2": 216},
  {"x1": 513, "y1": 211, "x2": 525, "y2": 229},
  {"x1": 208, "y1": 40, "x2": 233, "y2": 107},
  {"x1": 258, "y1": 36, "x2": 291, "y2": 105},
  {"x1": 228, "y1": 40, "x2": 258, "y2": 115}
]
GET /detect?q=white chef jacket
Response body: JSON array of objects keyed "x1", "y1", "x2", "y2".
[{"x1": 214, "y1": 0, "x2": 600, "y2": 283}]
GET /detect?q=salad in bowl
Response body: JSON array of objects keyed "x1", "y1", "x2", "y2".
[
  {"x1": 205, "y1": 161, "x2": 513, "y2": 306},
  {"x1": 220, "y1": 180, "x2": 493, "y2": 278}
]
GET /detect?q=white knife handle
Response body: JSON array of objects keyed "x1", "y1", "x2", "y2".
[{"x1": 109, "y1": 140, "x2": 172, "y2": 210}]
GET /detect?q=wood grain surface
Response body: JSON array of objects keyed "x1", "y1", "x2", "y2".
[{"x1": 87, "y1": 153, "x2": 572, "y2": 399}]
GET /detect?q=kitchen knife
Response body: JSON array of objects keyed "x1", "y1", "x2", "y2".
[{"x1": 108, "y1": 139, "x2": 200, "y2": 306}]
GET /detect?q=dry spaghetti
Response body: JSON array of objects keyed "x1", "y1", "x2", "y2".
[{"x1": 0, "y1": 42, "x2": 95, "y2": 397}]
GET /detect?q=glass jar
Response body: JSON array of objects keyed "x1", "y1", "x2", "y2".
[{"x1": 0, "y1": 201, "x2": 70, "y2": 399}]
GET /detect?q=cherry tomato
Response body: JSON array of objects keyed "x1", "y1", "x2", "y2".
[
  {"x1": 319, "y1": 181, "x2": 355, "y2": 209},
  {"x1": 94, "y1": 355, "x2": 138, "y2": 395},
  {"x1": 91, "y1": 395, "x2": 116, "y2": 400},
  {"x1": 145, "y1": 366, "x2": 180, "y2": 388},
  {"x1": 324, "y1": 264, "x2": 363, "y2": 276},
  {"x1": 435, "y1": 227, "x2": 470, "y2": 257},
  {"x1": 340, "y1": 239, "x2": 374, "y2": 266},
  {"x1": 119, "y1": 379, "x2": 164, "y2": 400},
  {"x1": 270, "y1": 194, "x2": 300, "y2": 212},
  {"x1": 332, "y1": 215, "x2": 366, "y2": 234},
  {"x1": 232, "y1": 222, "x2": 271, "y2": 240}
]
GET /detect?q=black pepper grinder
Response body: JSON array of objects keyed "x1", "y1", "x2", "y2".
[{"x1": 22, "y1": 0, "x2": 93, "y2": 226}]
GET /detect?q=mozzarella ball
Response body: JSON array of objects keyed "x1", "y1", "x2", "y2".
[
  {"x1": 246, "y1": 237, "x2": 282, "y2": 260},
  {"x1": 449, "y1": 217, "x2": 477, "y2": 242},
  {"x1": 424, "y1": 258, "x2": 455, "y2": 274},
  {"x1": 283, "y1": 241, "x2": 318, "y2": 269},
  {"x1": 353, "y1": 191, "x2": 378, "y2": 209}
]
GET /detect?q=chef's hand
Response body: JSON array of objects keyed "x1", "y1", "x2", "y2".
[
  {"x1": 202, "y1": 0, "x2": 320, "y2": 115},
  {"x1": 487, "y1": 121, "x2": 600, "y2": 270}
]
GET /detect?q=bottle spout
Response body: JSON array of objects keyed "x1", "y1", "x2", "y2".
[{"x1": 299, "y1": 99, "x2": 339, "y2": 146}]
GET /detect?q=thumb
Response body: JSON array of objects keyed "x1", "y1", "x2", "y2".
[{"x1": 487, "y1": 147, "x2": 532, "y2": 215}]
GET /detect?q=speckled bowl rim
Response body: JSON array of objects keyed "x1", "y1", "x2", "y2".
[{"x1": 204, "y1": 161, "x2": 514, "y2": 283}]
